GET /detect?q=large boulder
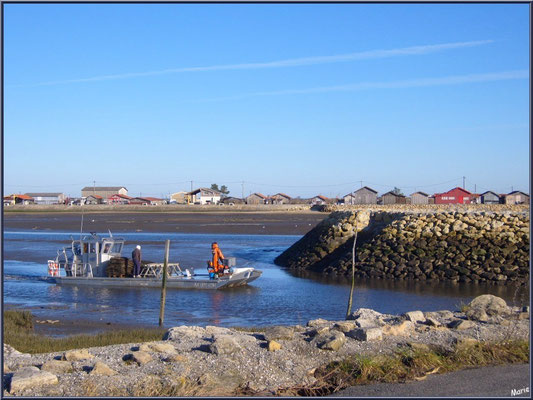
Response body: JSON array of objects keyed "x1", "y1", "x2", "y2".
[
  {"x1": 347, "y1": 327, "x2": 383, "y2": 341},
  {"x1": 347, "y1": 308, "x2": 385, "y2": 328},
  {"x1": 404, "y1": 311, "x2": 425, "y2": 323},
  {"x1": 205, "y1": 326, "x2": 233, "y2": 335},
  {"x1": 89, "y1": 361, "x2": 117, "y2": 376},
  {"x1": 307, "y1": 318, "x2": 330, "y2": 328},
  {"x1": 333, "y1": 321, "x2": 357, "y2": 333},
  {"x1": 263, "y1": 326, "x2": 294, "y2": 341},
  {"x1": 9, "y1": 367, "x2": 58, "y2": 394},
  {"x1": 347, "y1": 308, "x2": 383, "y2": 321},
  {"x1": 313, "y1": 331, "x2": 346, "y2": 351},
  {"x1": 382, "y1": 321, "x2": 413, "y2": 336},
  {"x1": 40, "y1": 360, "x2": 73, "y2": 374},
  {"x1": 164, "y1": 326, "x2": 206, "y2": 341},
  {"x1": 466, "y1": 295, "x2": 510, "y2": 322},
  {"x1": 447, "y1": 319, "x2": 476, "y2": 330},
  {"x1": 62, "y1": 349, "x2": 94, "y2": 361},
  {"x1": 208, "y1": 335, "x2": 242, "y2": 356},
  {"x1": 139, "y1": 342, "x2": 177, "y2": 354},
  {"x1": 131, "y1": 351, "x2": 152, "y2": 365}
]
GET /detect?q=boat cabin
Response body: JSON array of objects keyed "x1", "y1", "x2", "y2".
[{"x1": 53, "y1": 233, "x2": 125, "y2": 277}]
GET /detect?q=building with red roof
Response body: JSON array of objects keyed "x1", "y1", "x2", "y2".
[{"x1": 434, "y1": 187, "x2": 473, "y2": 204}]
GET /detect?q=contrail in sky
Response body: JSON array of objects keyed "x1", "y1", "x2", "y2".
[
  {"x1": 10, "y1": 40, "x2": 494, "y2": 87},
  {"x1": 194, "y1": 70, "x2": 529, "y2": 102}
]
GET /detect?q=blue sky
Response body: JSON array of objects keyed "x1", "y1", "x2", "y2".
[{"x1": 3, "y1": 3, "x2": 530, "y2": 199}]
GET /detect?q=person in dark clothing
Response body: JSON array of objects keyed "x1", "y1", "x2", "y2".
[{"x1": 132, "y1": 245, "x2": 142, "y2": 277}]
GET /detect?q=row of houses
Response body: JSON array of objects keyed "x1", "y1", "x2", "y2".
[
  {"x1": 340, "y1": 186, "x2": 529, "y2": 206},
  {"x1": 3, "y1": 186, "x2": 530, "y2": 207}
]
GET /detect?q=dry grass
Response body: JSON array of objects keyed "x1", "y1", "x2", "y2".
[
  {"x1": 3, "y1": 310, "x2": 166, "y2": 354},
  {"x1": 79, "y1": 374, "x2": 233, "y2": 397},
  {"x1": 275, "y1": 340, "x2": 529, "y2": 396}
]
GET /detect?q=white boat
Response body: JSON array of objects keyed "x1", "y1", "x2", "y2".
[{"x1": 46, "y1": 232, "x2": 262, "y2": 290}]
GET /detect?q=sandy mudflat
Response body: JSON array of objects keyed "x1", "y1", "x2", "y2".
[{"x1": 3, "y1": 211, "x2": 327, "y2": 236}]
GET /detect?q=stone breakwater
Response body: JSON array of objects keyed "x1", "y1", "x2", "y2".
[
  {"x1": 275, "y1": 210, "x2": 530, "y2": 285},
  {"x1": 2, "y1": 295, "x2": 529, "y2": 397}
]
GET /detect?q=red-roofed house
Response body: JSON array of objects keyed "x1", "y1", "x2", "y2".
[
  {"x1": 131, "y1": 197, "x2": 166, "y2": 206},
  {"x1": 246, "y1": 193, "x2": 268, "y2": 205},
  {"x1": 85, "y1": 194, "x2": 103, "y2": 205},
  {"x1": 434, "y1": 187, "x2": 473, "y2": 204},
  {"x1": 270, "y1": 193, "x2": 292, "y2": 205},
  {"x1": 310, "y1": 195, "x2": 329, "y2": 205},
  {"x1": 108, "y1": 194, "x2": 133, "y2": 204},
  {"x1": 4, "y1": 194, "x2": 35, "y2": 205}
]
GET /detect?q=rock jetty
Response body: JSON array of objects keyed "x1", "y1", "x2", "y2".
[
  {"x1": 2, "y1": 295, "x2": 529, "y2": 397},
  {"x1": 275, "y1": 210, "x2": 529, "y2": 285}
]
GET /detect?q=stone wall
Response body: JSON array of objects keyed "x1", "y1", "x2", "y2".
[{"x1": 275, "y1": 210, "x2": 530, "y2": 285}]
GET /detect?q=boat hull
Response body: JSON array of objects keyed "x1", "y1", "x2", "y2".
[{"x1": 49, "y1": 269, "x2": 262, "y2": 290}]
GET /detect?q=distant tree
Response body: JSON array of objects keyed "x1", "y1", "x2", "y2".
[
  {"x1": 393, "y1": 187, "x2": 404, "y2": 196},
  {"x1": 211, "y1": 183, "x2": 230, "y2": 196}
]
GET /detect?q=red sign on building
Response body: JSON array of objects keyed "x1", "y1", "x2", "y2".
[{"x1": 434, "y1": 187, "x2": 473, "y2": 204}]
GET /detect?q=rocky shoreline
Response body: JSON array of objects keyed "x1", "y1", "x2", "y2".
[
  {"x1": 3, "y1": 295, "x2": 529, "y2": 397},
  {"x1": 275, "y1": 210, "x2": 530, "y2": 285}
]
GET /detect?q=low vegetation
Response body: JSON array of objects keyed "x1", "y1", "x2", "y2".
[
  {"x1": 79, "y1": 374, "x2": 217, "y2": 397},
  {"x1": 3, "y1": 310, "x2": 166, "y2": 354},
  {"x1": 275, "y1": 340, "x2": 529, "y2": 396},
  {"x1": 73, "y1": 338, "x2": 530, "y2": 397}
]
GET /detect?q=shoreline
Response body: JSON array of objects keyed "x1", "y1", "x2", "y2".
[
  {"x1": 4, "y1": 211, "x2": 327, "y2": 236},
  {"x1": 3, "y1": 295, "x2": 530, "y2": 396}
]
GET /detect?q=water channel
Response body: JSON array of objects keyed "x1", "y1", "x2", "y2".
[{"x1": 3, "y1": 230, "x2": 529, "y2": 331}]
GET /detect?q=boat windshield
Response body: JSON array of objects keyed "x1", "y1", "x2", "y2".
[{"x1": 105, "y1": 242, "x2": 123, "y2": 254}]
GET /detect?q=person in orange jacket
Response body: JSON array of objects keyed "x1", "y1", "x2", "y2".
[{"x1": 208, "y1": 242, "x2": 226, "y2": 275}]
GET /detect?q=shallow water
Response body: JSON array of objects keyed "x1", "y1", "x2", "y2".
[{"x1": 3, "y1": 230, "x2": 529, "y2": 329}]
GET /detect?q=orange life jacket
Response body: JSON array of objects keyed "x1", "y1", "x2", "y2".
[{"x1": 209, "y1": 243, "x2": 225, "y2": 273}]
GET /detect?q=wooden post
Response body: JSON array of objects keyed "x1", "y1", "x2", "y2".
[
  {"x1": 346, "y1": 218, "x2": 359, "y2": 319},
  {"x1": 159, "y1": 240, "x2": 170, "y2": 327}
]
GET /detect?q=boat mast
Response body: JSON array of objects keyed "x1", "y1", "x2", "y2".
[{"x1": 80, "y1": 212, "x2": 84, "y2": 241}]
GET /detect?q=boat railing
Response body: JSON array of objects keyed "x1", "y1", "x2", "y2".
[
  {"x1": 140, "y1": 263, "x2": 184, "y2": 278},
  {"x1": 54, "y1": 260, "x2": 93, "y2": 278}
]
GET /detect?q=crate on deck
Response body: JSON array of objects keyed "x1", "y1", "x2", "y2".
[
  {"x1": 222, "y1": 257, "x2": 236, "y2": 267},
  {"x1": 106, "y1": 258, "x2": 154, "y2": 278}
]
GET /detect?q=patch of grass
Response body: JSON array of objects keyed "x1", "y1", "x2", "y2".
[
  {"x1": 276, "y1": 340, "x2": 529, "y2": 396},
  {"x1": 79, "y1": 374, "x2": 227, "y2": 397},
  {"x1": 4, "y1": 310, "x2": 34, "y2": 330},
  {"x1": 3, "y1": 310, "x2": 166, "y2": 354},
  {"x1": 456, "y1": 300, "x2": 470, "y2": 313},
  {"x1": 231, "y1": 325, "x2": 269, "y2": 333}
]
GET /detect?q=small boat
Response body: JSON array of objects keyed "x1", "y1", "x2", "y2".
[{"x1": 46, "y1": 232, "x2": 262, "y2": 290}]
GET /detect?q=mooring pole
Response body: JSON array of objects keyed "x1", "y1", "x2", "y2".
[
  {"x1": 159, "y1": 240, "x2": 170, "y2": 327},
  {"x1": 346, "y1": 218, "x2": 359, "y2": 319}
]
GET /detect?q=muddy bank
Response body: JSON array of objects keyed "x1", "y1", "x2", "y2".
[{"x1": 3, "y1": 212, "x2": 327, "y2": 236}]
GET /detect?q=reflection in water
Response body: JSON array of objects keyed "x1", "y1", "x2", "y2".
[
  {"x1": 47, "y1": 285, "x2": 62, "y2": 297},
  {"x1": 289, "y1": 270, "x2": 530, "y2": 306},
  {"x1": 210, "y1": 291, "x2": 224, "y2": 325}
]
